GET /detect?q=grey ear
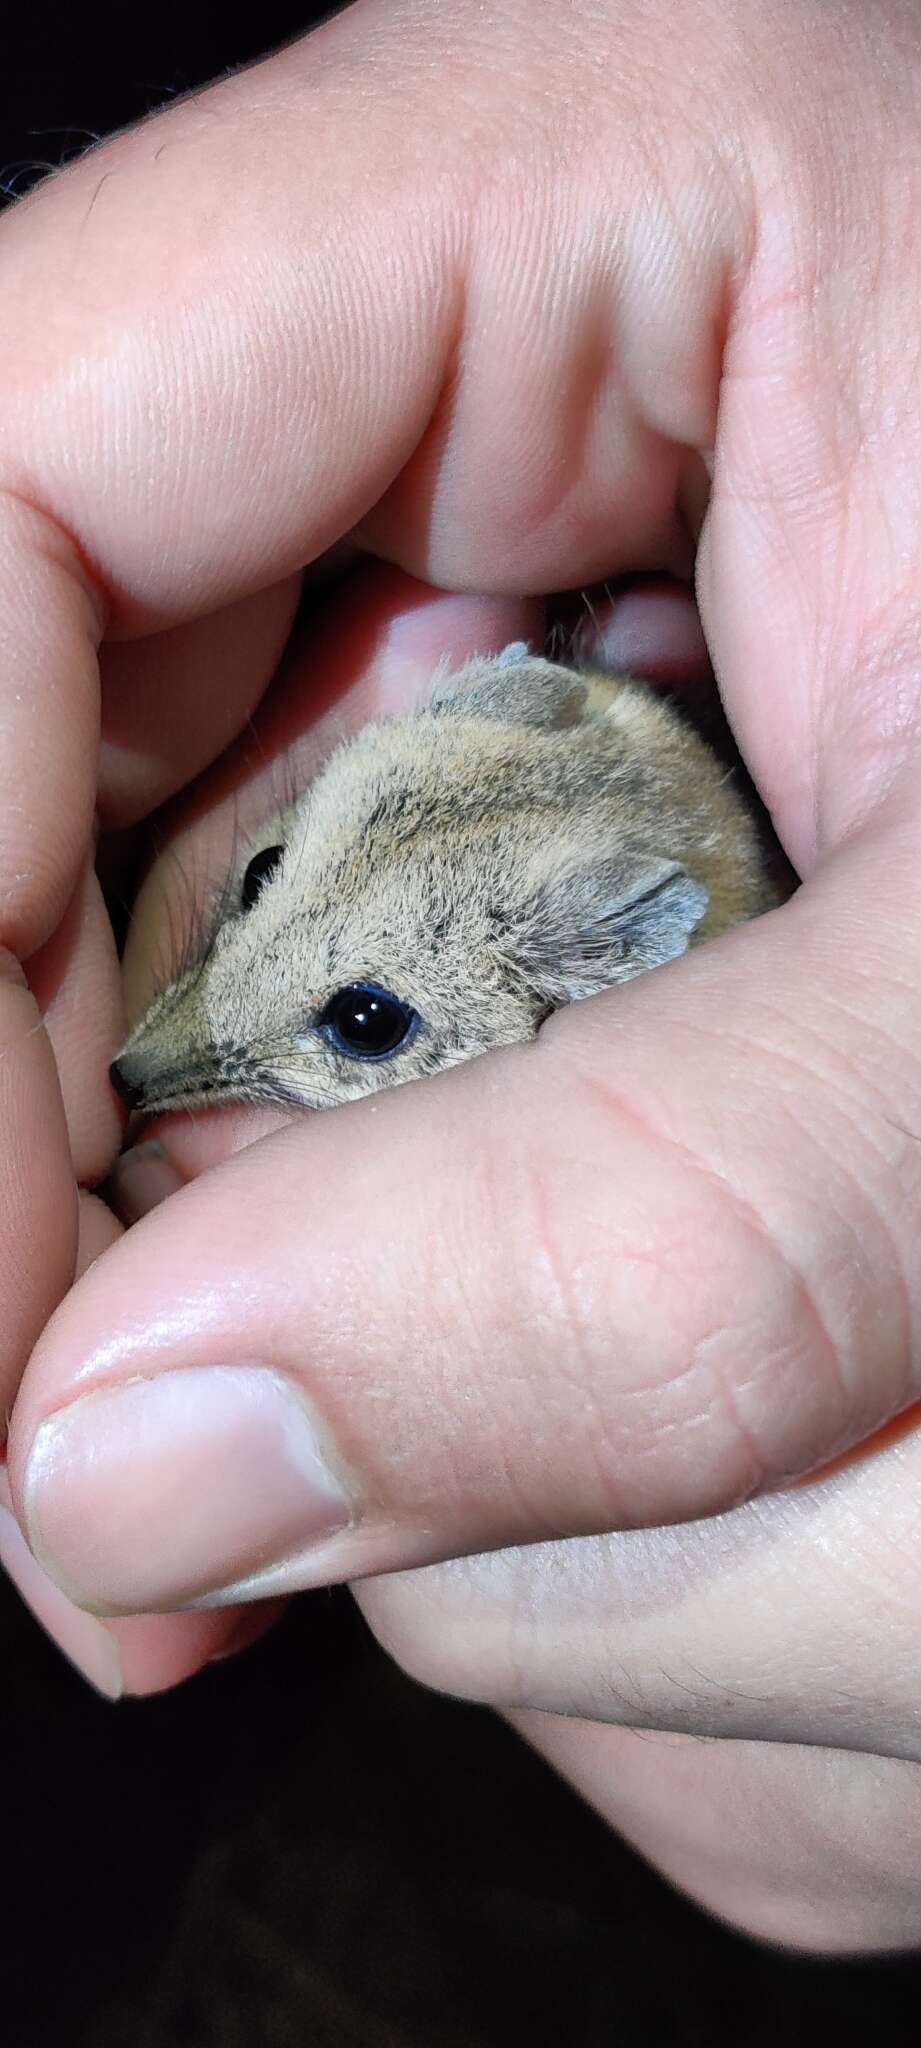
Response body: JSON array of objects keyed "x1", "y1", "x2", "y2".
[
  {"x1": 513, "y1": 859, "x2": 709, "y2": 1004},
  {"x1": 431, "y1": 648, "x2": 589, "y2": 732}
]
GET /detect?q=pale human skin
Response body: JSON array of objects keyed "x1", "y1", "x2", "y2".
[{"x1": 4, "y1": 0, "x2": 921, "y2": 1953}]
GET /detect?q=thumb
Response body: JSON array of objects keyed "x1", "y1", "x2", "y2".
[{"x1": 7, "y1": 831, "x2": 914, "y2": 1615}]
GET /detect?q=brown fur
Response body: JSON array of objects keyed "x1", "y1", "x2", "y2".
[{"x1": 113, "y1": 648, "x2": 780, "y2": 1116}]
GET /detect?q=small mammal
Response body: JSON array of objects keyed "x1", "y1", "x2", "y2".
[{"x1": 110, "y1": 645, "x2": 779, "y2": 1117}]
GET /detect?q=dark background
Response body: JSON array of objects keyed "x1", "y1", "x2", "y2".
[
  {"x1": 3, "y1": 6, "x2": 921, "y2": 2042},
  {"x1": 0, "y1": 6, "x2": 330, "y2": 206}
]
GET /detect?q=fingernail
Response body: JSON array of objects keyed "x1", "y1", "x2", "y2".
[
  {"x1": 579, "y1": 583, "x2": 709, "y2": 683},
  {"x1": 22, "y1": 1367, "x2": 354, "y2": 1615},
  {"x1": 377, "y1": 597, "x2": 543, "y2": 705},
  {"x1": 0, "y1": 1500, "x2": 122, "y2": 1699},
  {"x1": 107, "y1": 1140, "x2": 184, "y2": 1224}
]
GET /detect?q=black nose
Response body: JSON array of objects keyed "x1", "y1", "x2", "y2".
[{"x1": 109, "y1": 1058, "x2": 146, "y2": 1111}]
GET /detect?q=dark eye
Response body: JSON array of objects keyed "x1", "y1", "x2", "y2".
[
  {"x1": 241, "y1": 845, "x2": 284, "y2": 909},
  {"x1": 318, "y1": 982, "x2": 419, "y2": 1061}
]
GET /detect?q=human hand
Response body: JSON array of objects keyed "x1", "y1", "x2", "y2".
[
  {"x1": 93, "y1": 558, "x2": 921, "y2": 1955},
  {"x1": 4, "y1": 0, "x2": 921, "y2": 1946}
]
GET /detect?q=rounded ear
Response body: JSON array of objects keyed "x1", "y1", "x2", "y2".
[
  {"x1": 511, "y1": 858, "x2": 710, "y2": 1004},
  {"x1": 430, "y1": 647, "x2": 589, "y2": 732}
]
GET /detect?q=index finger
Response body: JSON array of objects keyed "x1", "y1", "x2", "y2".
[{"x1": 0, "y1": 0, "x2": 738, "y2": 902}]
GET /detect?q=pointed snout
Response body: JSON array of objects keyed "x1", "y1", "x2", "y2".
[
  {"x1": 108, "y1": 1033, "x2": 257, "y2": 1117},
  {"x1": 109, "y1": 1053, "x2": 149, "y2": 1111}
]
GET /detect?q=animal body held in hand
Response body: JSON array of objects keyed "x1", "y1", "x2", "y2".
[{"x1": 111, "y1": 647, "x2": 779, "y2": 1117}]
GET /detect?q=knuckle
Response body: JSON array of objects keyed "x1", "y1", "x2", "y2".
[{"x1": 496, "y1": 1007, "x2": 921, "y2": 1530}]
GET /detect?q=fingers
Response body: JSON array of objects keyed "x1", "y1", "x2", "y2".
[
  {"x1": 0, "y1": 497, "x2": 100, "y2": 1411},
  {"x1": 692, "y1": 4, "x2": 921, "y2": 875},
  {"x1": 0, "y1": 1, "x2": 749, "y2": 631},
  {"x1": 24, "y1": 860, "x2": 124, "y2": 1185},
  {"x1": 509, "y1": 1717, "x2": 921, "y2": 1954},
  {"x1": 0, "y1": 1460, "x2": 121, "y2": 1699},
  {"x1": 0, "y1": 18, "x2": 458, "y2": 624},
  {"x1": 1, "y1": 1456, "x2": 277, "y2": 1697},
  {"x1": 0, "y1": 1191, "x2": 278, "y2": 1695},
  {"x1": 0, "y1": 494, "x2": 102, "y2": 955},
  {"x1": 352, "y1": 1411, "x2": 921, "y2": 1955},
  {"x1": 97, "y1": 576, "x2": 303, "y2": 828},
  {"x1": 354, "y1": 1404, "x2": 921, "y2": 1764},
  {"x1": 0, "y1": 954, "x2": 76, "y2": 1426},
  {"x1": 569, "y1": 577, "x2": 711, "y2": 686}
]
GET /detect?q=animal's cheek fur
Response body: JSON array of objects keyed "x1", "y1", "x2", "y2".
[
  {"x1": 439, "y1": 981, "x2": 544, "y2": 1050},
  {"x1": 272, "y1": 1031, "x2": 453, "y2": 1106}
]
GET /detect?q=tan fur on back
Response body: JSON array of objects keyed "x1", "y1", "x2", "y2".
[{"x1": 115, "y1": 651, "x2": 780, "y2": 1116}]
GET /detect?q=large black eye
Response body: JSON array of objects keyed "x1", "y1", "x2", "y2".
[
  {"x1": 241, "y1": 845, "x2": 284, "y2": 909},
  {"x1": 318, "y1": 982, "x2": 419, "y2": 1061}
]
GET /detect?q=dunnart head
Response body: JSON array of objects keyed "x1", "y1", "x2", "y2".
[{"x1": 112, "y1": 646, "x2": 773, "y2": 1118}]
